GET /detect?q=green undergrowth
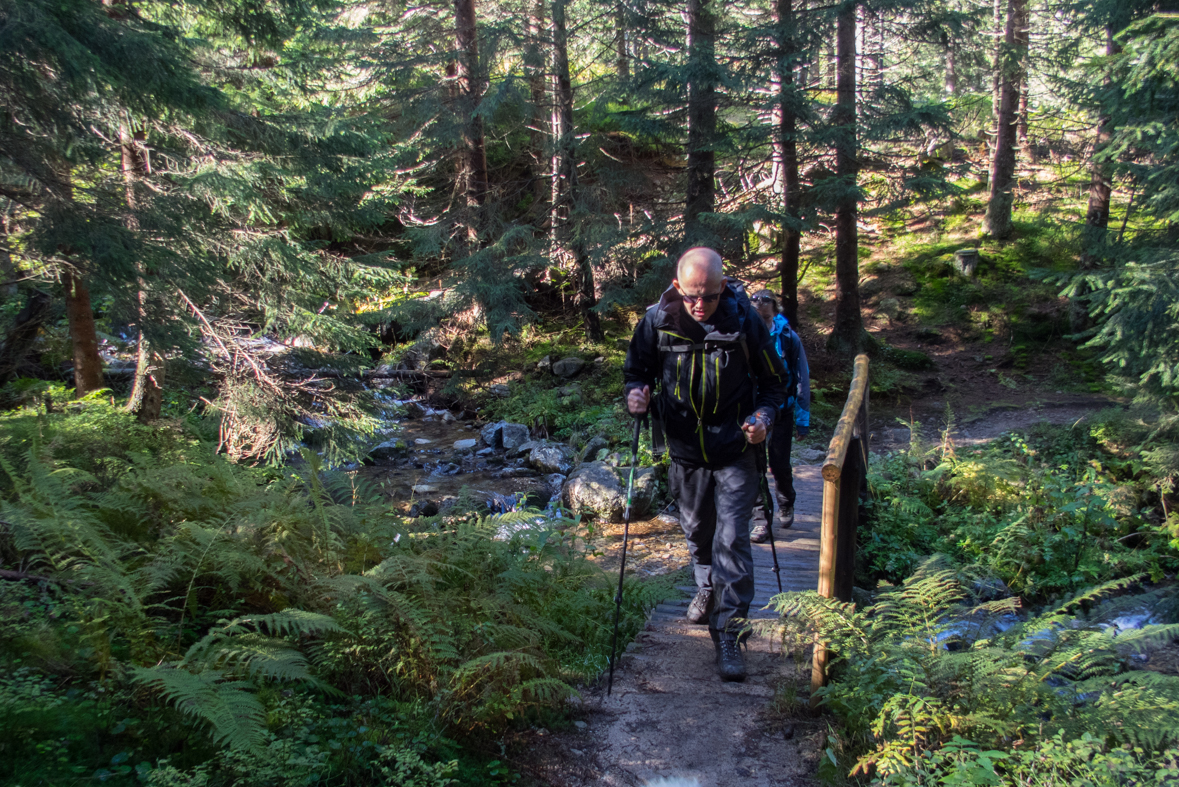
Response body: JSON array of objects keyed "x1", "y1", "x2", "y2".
[
  {"x1": 775, "y1": 567, "x2": 1179, "y2": 786},
  {"x1": 773, "y1": 406, "x2": 1179, "y2": 786},
  {"x1": 862, "y1": 408, "x2": 1179, "y2": 596},
  {"x1": 478, "y1": 331, "x2": 638, "y2": 453},
  {"x1": 0, "y1": 400, "x2": 669, "y2": 786}
]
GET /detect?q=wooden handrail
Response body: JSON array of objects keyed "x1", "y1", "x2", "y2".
[
  {"x1": 812, "y1": 353, "x2": 870, "y2": 701},
  {"x1": 821, "y1": 354, "x2": 869, "y2": 482}
]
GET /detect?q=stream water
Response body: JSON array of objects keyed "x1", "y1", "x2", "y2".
[{"x1": 352, "y1": 400, "x2": 691, "y2": 577}]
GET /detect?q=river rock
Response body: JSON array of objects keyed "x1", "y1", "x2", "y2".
[
  {"x1": 412, "y1": 484, "x2": 439, "y2": 494},
  {"x1": 579, "y1": 435, "x2": 611, "y2": 463},
  {"x1": 500, "y1": 467, "x2": 539, "y2": 478},
  {"x1": 502, "y1": 423, "x2": 530, "y2": 451},
  {"x1": 481, "y1": 420, "x2": 531, "y2": 450},
  {"x1": 490, "y1": 384, "x2": 510, "y2": 397},
  {"x1": 368, "y1": 439, "x2": 408, "y2": 462},
  {"x1": 476, "y1": 447, "x2": 495, "y2": 457},
  {"x1": 537, "y1": 355, "x2": 552, "y2": 372},
  {"x1": 528, "y1": 441, "x2": 577, "y2": 475},
  {"x1": 562, "y1": 461, "x2": 658, "y2": 523},
  {"x1": 511, "y1": 439, "x2": 541, "y2": 457},
  {"x1": 414, "y1": 438, "x2": 433, "y2": 445},
  {"x1": 453, "y1": 438, "x2": 478, "y2": 451},
  {"x1": 552, "y1": 356, "x2": 585, "y2": 378},
  {"x1": 481, "y1": 421, "x2": 505, "y2": 446},
  {"x1": 545, "y1": 473, "x2": 567, "y2": 497}
]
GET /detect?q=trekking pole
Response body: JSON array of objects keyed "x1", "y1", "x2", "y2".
[
  {"x1": 747, "y1": 416, "x2": 783, "y2": 594},
  {"x1": 607, "y1": 413, "x2": 645, "y2": 696}
]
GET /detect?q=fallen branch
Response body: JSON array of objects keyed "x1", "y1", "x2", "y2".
[{"x1": 0, "y1": 569, "x2": 55, "y2": 583}]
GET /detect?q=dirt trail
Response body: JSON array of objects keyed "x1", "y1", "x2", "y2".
[
  {"x1": 528, "y1": 466, "x2": 826, "y2": 787},
  {"x1": 872, "y1": 395, "x2": 1118, "y2": 453}
]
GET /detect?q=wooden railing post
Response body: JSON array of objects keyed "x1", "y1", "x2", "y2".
[{"x1": 811, "y1": 354, "x2": 870, "y2": 702}]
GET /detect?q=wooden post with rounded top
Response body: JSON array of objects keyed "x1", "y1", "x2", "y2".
[{"x1": 811, "y1": 353, "x2": 870, "y2": 703}]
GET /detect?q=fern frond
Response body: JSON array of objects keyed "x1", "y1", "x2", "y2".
[
  {"x1": 511, "y1": 677, "x2": 576, "y2": 707},
  {"x1": 131, "y1": 666, "x2": 265, "y2": 751}
]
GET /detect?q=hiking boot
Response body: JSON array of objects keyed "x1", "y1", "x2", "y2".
[
  {"x1": 750, "y1": 522, "x2": 770, "y2": 543},
  {"x1": 686, "y1": 588, "x2": 712, "y2": 624},
  {"x1": 778, "y1": 502, "x2": 795, "y2": 529},
  {"x1": 715, "y1": 635, "x2": 747, "y2": 682}
]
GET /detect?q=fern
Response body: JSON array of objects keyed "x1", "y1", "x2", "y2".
[
  {"x1": 773, "y1": 562, "x2": 1179, "y2": 781},
  {"x1": 131, "y1": 667, "x2": 266, "y2": 751}
]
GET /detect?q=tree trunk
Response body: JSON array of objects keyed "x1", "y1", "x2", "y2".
[
  {"x1": 991, "y1": 0, "x2": 1002, "y2": 122},
  {"x1": 943, "y1": 33, "x2": 957, "y2": 95},
  {"x1": 825, "y1": 34, "x2": 835, "y2": 90},
  {"x1": 455, "y1": 0, "x2": 488, "y2": 251},
  {"x1": 62, "y1": 271, "x2": 104, "y2": 396},
  {"x1": 797, "y1": 1, "x2": 811, "y2": 92},
  {"x1": 829, "y1": 1, "x2": 863, "y2": 355},
  {"x1": 1016, "y1": 0, "x2": 1031, "y2": 161},
  {"x1": 1074, "y1": 28, "x2": 1118, "y2": 330},
  {"x1": 615, "y1": 2, "x2": 630, "y2": 79},
  {"x1": 775, "y1": 0, "x2": 801, "y2": 327},
  {"x1": 0, "y1": 289, "x2": 50, "y2": 382},
  {"x1": 862, "y1": 9, "x2": 882, "y2": 98},
  {"x1": 120, "y1": 122, "x2": 165, "y2": 422},
  {"x1": 982, "y1": 0, "x2": 1026, "y2": 240},
  {"x1": 684, "y1": 0, "x2": 717, "y2": 247},
  {"x1": 1083, "y1": 26, "x2": 1116, "y2": 263},
  {"x1": 525, "y1": 0, "x2": 549, "y2": 211},
  {"x1": 551, "y1": 0, "x2": 602, "y2": 341}
]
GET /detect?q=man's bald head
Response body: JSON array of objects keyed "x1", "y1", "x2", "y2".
[
  {"x1": 677, "y1": 247, "x2": 724, "y2": 286},
  {"x1": 673, "y1": 247, "x2": 726, "y2": 323}
]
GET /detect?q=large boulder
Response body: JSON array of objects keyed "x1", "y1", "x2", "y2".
[
  {"x1": 527, "y1": 441, "x2": 577, "y2": 475},
  {"x1": 562, "y1": 461, "x2": 659, "y2": 523}
]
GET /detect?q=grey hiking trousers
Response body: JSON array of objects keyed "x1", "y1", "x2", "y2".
[{"x1": 670, "y1": 451, "x2": 759, "y2": 633}]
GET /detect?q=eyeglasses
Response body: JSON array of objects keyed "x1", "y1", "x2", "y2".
[
  {"x1": 679, "y1": 289, "x2": 722, "y2": 306},
  {"x1": 750, "y1": 296, "x2": 775, "y2": 305}
]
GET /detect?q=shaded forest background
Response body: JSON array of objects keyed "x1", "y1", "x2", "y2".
[{"x1": 3, "y1": 0, "x2": 1177, "y2": 456}]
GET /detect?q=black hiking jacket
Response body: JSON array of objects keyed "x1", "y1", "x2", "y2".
[{"x1": 623, "y1": 280, "x2": 789, "y2": 467}]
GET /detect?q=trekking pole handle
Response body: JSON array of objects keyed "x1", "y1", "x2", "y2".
[{"x1": 631, "y1": 413, "x2": 645, "y2": 456}]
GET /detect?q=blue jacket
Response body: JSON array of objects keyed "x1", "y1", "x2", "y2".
[{"x1": 769, "y1": 314, "x2": 811, "y2": 429}]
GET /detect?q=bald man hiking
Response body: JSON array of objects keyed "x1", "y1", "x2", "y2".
[{"x1": 623, "y1": 247, "x2": 789, "y2": 681}]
